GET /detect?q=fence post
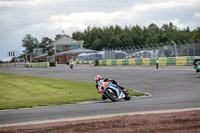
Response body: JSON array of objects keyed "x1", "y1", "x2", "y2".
[
  {"x1": 184, "y1": 40, "x2": 189, "y2": 56},
  {"x1": 177, "y1": 41, "x2": 183, "y2": 56},
  {"x1": 167, "y1": 42, "x2": 171, "y2": 57},
  {"x1": 171, "y1": 41, "x2": 178, "y2": 57},
  {"x1": 192, "y1": 41, "x2": 196, "y2": 56}
]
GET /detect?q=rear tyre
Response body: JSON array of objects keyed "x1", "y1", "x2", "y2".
[{"x1": 124, "y1": 91, "x2": 131, "y2": 100}]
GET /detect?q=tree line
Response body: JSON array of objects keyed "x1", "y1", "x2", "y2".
[{"x1": 72, "y1": 22, "x2": 200, "y2": 51}]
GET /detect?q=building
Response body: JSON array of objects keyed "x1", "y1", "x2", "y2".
[
  {"x1": 49, "y1": 35, "x2": 83, "y2": 53},
  {"x1": 31, "y1": 35, "x2": 96, "y2": 64},
  {"x1": 55, "y1": 48, "x2": 97, "y2": 64}
]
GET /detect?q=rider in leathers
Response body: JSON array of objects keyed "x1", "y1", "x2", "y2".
[
  {"x1": 194, "y1": 57, "x2": 199, "y2": 68},
  {"x1": 95, "y1": 75, "x2": 125, "y2": 100}
]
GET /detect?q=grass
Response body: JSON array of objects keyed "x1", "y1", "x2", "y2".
[{"x1": 0, "y1": 73, "x2": 144, "y2": 110}]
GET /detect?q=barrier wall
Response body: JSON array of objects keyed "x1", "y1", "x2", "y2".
[
  {"x1": 30, "y1": 62, "x2": 50, "y2": 67},
  {"x1": 76, "y1": 56, "x2": 200, "y2": 66},
  {"x1": 76, "y1": 61, "x2": 94, "y2": 64}
]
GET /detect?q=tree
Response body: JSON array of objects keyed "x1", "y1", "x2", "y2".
[
  {"x1": 131, "y1": 25, "x2": 144, "y2": 46},
  {"x1": 82, "y1": 26, "x2": 92, "y2": 48},
  {"x1": 22, "y1": 34, "x2": 39, "y2": 55},
  {"x1": 109, "y1": 35, "x2": 122, "y2": 49},
  {"x1": 113, "y1": 25, "x2": 122, "y2": 35},
  {"x1": 91, "y1": 38, "x2": 102, "y2": 50},
  {"x1": 192, "y1": 27, "x2": 200, "y2": 42},
  {"x1": 71, "y1": 22, "x2": 197, "y2": 50},
  {"x1": 120, "y1": 32, "x2": 133, "y2": 47},
  {"x1": 39, "y1": 37, "x2": 53, "y2": 52},
  {"x1": 54, "y1": 34, "x2": 70, "y2": 40},
  {"x1": 10, "y1": 57, "x2": 17, "y2": 63},
  {"x1": 102, "y1": 27, "x2": 114, "y2": 48},
  {"x1": 72, "y1": 31, "x2": 84, "y2": 40}
]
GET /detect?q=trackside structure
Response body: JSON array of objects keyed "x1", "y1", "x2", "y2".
[{"x1": 76, "y1": 41, "x2": 200, "y2": 66}]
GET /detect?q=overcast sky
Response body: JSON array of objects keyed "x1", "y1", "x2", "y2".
[{"x1": 0, "y1": 0, "x2": 200, "y2": 61}]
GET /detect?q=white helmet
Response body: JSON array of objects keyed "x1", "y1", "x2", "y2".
[{"x1": 95, "y1": 75, "x2": 102, "y2": 81}]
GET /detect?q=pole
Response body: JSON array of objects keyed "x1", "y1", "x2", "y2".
[
  {"x1": 54, "y1": 43, "x2": 56, "y2": 55},
  {"x1": 15, "y1": 51, "x2": 16, "y2": 67},
  {"x1": 171, "y1": 41, "x2": 178, "y2": 57},
  {"x1": 192, "y1": 42, "x2": 195, "y2": 56}
]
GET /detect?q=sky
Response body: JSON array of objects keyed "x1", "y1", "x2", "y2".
[{"x1": 0, "y1": 0, "x2": 200, "y2": 61}]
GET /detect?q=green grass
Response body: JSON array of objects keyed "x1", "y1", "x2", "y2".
[{"x1": 0, "y1": 73, "x2": 144, "y2": 110}]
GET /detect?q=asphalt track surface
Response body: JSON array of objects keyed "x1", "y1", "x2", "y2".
[{"x1": 0, "y1": 65, "x2": 200, "y2": 126}]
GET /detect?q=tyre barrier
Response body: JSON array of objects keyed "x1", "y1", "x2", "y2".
[
  {"x1": 29, "y1": 62, "x2": 50, "y2": 67},
  {"x1": 76, "y1": 56, "x2": 200, "y2": 66}
]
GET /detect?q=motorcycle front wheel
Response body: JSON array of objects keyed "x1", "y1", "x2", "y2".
[{"x1": 104, "y1": 89, "x2": 119, "y2": 102}]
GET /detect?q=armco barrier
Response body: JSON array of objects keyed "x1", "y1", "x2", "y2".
[
  {"x1": 30, "y1": 62, "x2": 50, "y2": 67},
  {"x1": 76, "y1": 56, "x2": 200, "y2": 66}
]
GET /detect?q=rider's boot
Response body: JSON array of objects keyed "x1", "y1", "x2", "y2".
[{"x1": 102, "y1": 94, "x2": 107, "y2": 100}]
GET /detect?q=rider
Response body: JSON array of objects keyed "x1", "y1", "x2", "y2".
[
  {"x1": 193, "y1": 56, "x2": 200, "y2": 69},
  {"x1": 69, "y1": 58, "x2": 74, "y2": 68},
  {"x1": 94, "y1": 75, "x2": 125, "y2": 100}
]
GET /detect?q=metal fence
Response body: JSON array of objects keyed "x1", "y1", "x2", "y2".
[
  {"x1": 0, "y1": 62, "x2": 25, "y2": 67},
  {"x1": 103, "y1": 41, "x2": 200, "y2": 60}
]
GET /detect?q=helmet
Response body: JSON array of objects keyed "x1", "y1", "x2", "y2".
[{"x1": 95, "y1": 75, "x2": 102, "y2": 81}]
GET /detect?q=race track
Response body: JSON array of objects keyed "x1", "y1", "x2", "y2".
[{"x1": 0, "y1": 65, "x2": 200, "y2": 126}]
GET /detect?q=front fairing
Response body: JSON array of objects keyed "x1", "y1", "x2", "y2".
[{"x1": 105, "y1": 82, "x2": 125, "y2": 99}]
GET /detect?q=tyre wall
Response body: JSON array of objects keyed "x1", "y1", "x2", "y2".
[
  {"x1": 76, "y1": 56, "x2": 200, "y2": 66},
  {"x1": 30, "y1": 62, "x2": 50, "y2": 67}
]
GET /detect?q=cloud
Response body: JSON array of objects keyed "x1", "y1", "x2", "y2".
[
  {"x1": 33, "y1": 0, "x2": 199, "y2": 33},
  {"x1": 0, "y1": 0, "x2": 34, "y2": 7},
  {"x1": 0, "y1": 0, "x2": 200, "y2": 60},
  {"x1": 6, "y1": 0, "x2": 200, "y2": 41},
  {"x1": 192, "y1": 12, "x2": 200, "y2": 19}
]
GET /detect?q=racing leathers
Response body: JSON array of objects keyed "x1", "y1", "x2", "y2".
[{"x1": 194, "y1": 59, "x2": 200, "y2": 69}]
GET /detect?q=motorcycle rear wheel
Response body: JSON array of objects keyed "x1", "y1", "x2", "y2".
[{"x1": 124, "y1": 91, "x2": 131, "y2": 100}]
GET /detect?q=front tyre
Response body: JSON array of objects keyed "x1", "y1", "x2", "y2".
[{"x1": 104, "y1": 89, "x2": 119, "y2": 102}]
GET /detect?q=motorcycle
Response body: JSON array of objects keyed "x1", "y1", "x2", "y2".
[
  {"x1": 69, "y1": 62, "x2": 73, "y2": 69},
  {"x1": 195, "y1": 61, "x2": 200, "y2": 73},
  {"x1": 98, "y1": 81, "x2": 131, "y2": 102},
  {"x1": 66, "y1": 62, "x2": 73, "y2": 69}
]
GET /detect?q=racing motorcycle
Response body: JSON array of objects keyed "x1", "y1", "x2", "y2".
[
  {"x1": 195, "y1": 61, "x2": 200, "y2": 73},
  {"x1": 69, "y1": 62, "x2": 73, "y2": 69},
  {"x1": 66, "y1": 61, "x2": 73, "y2": 69},
  {"x1": 98, "y1": 81, "x2": 131, "y2": 102}
]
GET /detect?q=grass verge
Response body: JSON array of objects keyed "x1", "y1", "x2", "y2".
[{"x1": 0, "y1": 73, "x2": 144, "y2": 110}]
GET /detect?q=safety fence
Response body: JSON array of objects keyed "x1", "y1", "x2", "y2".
[
  {"x1": 0, "y1": 62, "x2": 25, "y2": 67},
  {"x1": 103, "y1": 41, "x2": 200, "y2": 60},
  {"x1": 0, "y1": 62, "x2": 55, "y2": 68},
  {"x1": 76, "y1": 56, "x2": 200, "y2": 66}
]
